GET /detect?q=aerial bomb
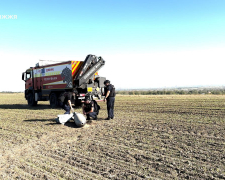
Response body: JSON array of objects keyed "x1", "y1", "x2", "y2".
[
  {"x1": 55, "y1": 112, "x2": 86, "y2": 127},
  {"x1": 73, "y1": 112, "x2": 86, "y2": 127}
]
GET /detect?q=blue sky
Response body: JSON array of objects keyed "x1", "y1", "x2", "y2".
[{"x1": 0, "y1": 0, "x2": 225, "y2": 91}]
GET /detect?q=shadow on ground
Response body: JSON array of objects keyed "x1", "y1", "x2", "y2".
[
  {"x1": 23, "y1": 118, "x2": 56, "y2": 122},
  {"x1": 0, "y1": 104, "x2": 52, "y2": 110},
  {"x1": 0, "y1": 104, "x2": 81, "y2": 110},
  {"x1": 46, "y1": 121, "x2": 86, "y2": 128},
  {"x1": 23, "y1": 117, "x2": 106, "y2": 128},
  {"x1": 24, "y1": 118, "x2": 84, "y2": 128}
]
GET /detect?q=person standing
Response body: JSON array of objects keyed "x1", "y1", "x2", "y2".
[
  {"x1": 58, "y1": 91, "x2": 75, "y2": 114},
  {"x1": 103, "y1": 80, "x2": 115, "y2": 120}
]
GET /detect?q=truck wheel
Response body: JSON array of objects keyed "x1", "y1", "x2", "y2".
[
  {"x1": 50, "y1": 93, "x2": 58, "y2": 108},
  {"x1": 27, "y1": 93, "x2": 37, "y2": 106}
]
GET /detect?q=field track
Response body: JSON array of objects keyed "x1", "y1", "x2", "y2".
[{"x1": 0, "y1": 93, "x2": 225, "y2": 179}]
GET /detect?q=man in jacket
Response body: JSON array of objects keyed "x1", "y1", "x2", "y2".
[
  {"x1": 82, "y1": 96, "x2": 98, "y2": 120},
  {"x1": 103, "y1": 80, "x2": 115, "y2": 120},
  {"x1": 58, "y1": 91, "x2": 75, "y2": 114}
]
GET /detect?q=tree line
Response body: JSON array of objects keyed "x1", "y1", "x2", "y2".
[
  {"x1": 116, "y1": 89, "x2": 225, "y2": 95},
  {"x1": 2, "y1": 89, "x2": 225, "y2": 95}
]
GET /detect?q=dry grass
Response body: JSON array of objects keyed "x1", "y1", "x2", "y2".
[{"x1": 0, "y1": 93, "x2": 225, "y2": 179}]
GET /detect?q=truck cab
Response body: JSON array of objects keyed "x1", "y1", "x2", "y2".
[
  {"x1": 22, "y1": 70, "x2": 33, "y2": 89},
  {"x1": 22, "y1": 69, "x2": 39, "y2": 106}
]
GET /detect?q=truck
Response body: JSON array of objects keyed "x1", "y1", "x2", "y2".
[{"x1": 22, "y1": 54, "x2": 106, "y2": 107}]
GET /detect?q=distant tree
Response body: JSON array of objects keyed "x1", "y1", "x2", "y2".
[
  {"x1": 212, "y1": 90, "x2": 222, "y2": 95},
  {"x1": 188, "y1": 90, "x2": 198, "y2": 94},
  {"x1": 166, "y1": 90, "x2": 174, "y2": 95},
  {"x1": 128, "y1": 91, "x2": 133, "y2": 95},
  {"x1": 146, "y1": 91, "x2": 151, "y2": 95},
  {"x1": 134, "y1": 91, "x2": 140, "y2": 95}
]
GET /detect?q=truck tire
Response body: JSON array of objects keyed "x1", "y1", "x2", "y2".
[
  {"x1": 50, "y1": 93, "x2": 58, "y2": 108},
  {"x1": 27, "y1": 93, "x2": 38, "y2": 106}
]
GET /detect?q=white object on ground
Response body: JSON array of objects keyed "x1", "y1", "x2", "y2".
[
  {"x1": 56, "y1": 114, "x2": 73, "y2": 125},
  {"x1": 55, "y1": 112, "x2": 86, "y2": 127},
  {"x1": 73, "y1": 112, "x2": 86, "y2": 127}
]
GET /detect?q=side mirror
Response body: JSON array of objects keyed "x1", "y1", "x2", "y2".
[{"x1": 22, "y1": 72, "x2": 26, "y2": 81}]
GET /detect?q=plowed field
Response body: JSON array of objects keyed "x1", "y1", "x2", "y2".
[{"x1": 0, "y1": 94, "x2": 225, "y2": 179}]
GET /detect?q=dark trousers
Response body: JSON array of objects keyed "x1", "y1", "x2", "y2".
[
  {"x1": 59, "y1": 102, "x2": 70, "y2": 114},
  {"x1": 87, "y1": 112, "x2": 97, "y2": 119},
  {"x1": 107, "y1": 97, "x2": 115, "y2": 118}
]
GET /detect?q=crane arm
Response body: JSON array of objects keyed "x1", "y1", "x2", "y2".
[{"x1": 74, "y1": 54, "x2": 105, "y2": 87}]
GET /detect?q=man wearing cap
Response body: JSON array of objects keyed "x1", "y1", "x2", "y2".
[
  {"x1": 104, "y1": 80, "x2": 115, "y2": 120},
  {"x1": 58, "y1": 91, "x2": 75, "y2": 114},
  {"x1": 82, "y1": 96, "x2": 98, "y2": 120}
]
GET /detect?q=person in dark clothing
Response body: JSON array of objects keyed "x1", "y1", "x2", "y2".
[
  {"x1": 82, "y1": 96, "x2": 98, "y2": 120},
  {"x1": 103, "y1": 80, "x2": 115, "y2": 120},
  {"x1": 58, "y1": 91, "x2": 75, "y2": 114}
]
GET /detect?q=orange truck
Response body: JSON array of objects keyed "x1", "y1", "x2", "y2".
[{"x1": 22, "y1": 54, "x2": 106, "y2": 107}]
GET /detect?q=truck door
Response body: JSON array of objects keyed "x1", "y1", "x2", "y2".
[{"x1": 25, "y1": 71, "x2": 33, "y2": 90}]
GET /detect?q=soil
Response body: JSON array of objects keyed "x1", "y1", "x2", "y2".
[{"x1": 0, "y1": 94, "x2": 224, "y2": 179}]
